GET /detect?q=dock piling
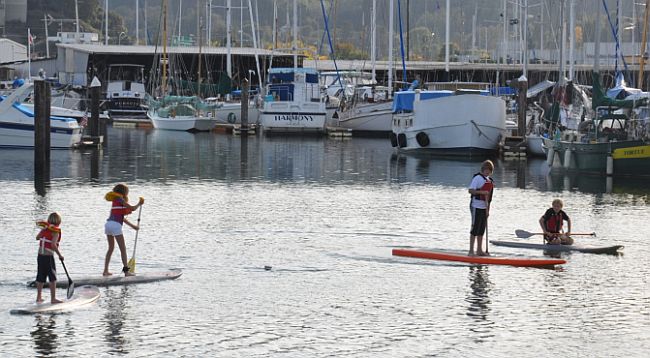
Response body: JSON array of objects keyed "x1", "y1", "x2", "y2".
[{"x1": 34, "y1": 80, "x2": 51, "y2": 194}]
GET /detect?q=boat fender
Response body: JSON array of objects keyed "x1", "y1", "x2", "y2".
[
  {"x1": 389, "y1": 132, "x2": 398, "y2": 147},
  {"x1": 397, "y1": 133, "x2": 407, "y2": 148},
  {"x1": 415, "y1": 132, "x2": 430, "y2": 147}
]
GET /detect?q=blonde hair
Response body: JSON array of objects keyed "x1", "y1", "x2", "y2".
[
  {"x1": 481, "y1": 160, "x2": 495, "y2": 172},
  {"x1": 552, "y1": 199, "x2": 564, "y2": 207},
  {"x1": 47, "y1": 212, "x2": 62, "y2": 226}
]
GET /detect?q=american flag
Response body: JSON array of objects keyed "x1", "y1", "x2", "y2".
[{"x1": 81, "y1": 112, "x2": 88, "y2": 127}]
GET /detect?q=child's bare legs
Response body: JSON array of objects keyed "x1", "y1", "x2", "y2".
[
  {"x1": 104, "y1": 235, "x2": 115, "y2": 276},
  {"x1": 115, "y1": 235, "x2": 134, "y2": 276},
  {"x1": 36, "y1": 282, "x2": 44, "y2": 303},
  {"x1": 50, "y1": 281, "x2": 62, "y2": 303},
  {"x1": 469, "y1": 235, "x2": 476, "y2": 256},
  {"x1": 475, "y1": 235, "x2": 486, "y2": 256}
]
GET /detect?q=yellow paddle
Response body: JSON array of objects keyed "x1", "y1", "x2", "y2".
[{"x1": 128, "y1": 204, "x2": 143, "y2": 274}]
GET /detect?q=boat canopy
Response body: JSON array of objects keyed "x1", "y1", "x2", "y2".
[
  {"x1": 392, "y1": 90, "x2": 462, "y2": 113},
  {"x1": 268, "y1": 68, "x2": 319, "y2": 84}
]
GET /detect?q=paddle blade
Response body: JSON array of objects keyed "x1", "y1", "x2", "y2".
[
  {"x1": 66, "y1": 281, "x2": 75, "y2": 299},
  {"x1": 128, "y1": 257, "x2": 136, "y2": 273},
  {"x1": 515, "y1": 229, "x2": 535, "y2": 238}
]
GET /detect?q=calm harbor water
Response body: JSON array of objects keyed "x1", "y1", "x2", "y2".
[{"x1": 1, "y1": 126, "x2": 649, "y2": 357}]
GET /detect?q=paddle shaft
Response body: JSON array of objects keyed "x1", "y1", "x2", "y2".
[
  {"x1": 60, "y1": 259, "x2": 72, "y2": 285},
  {"x1": 520, "y1": 232, "x2": 596, "y2": 237},
  {"x1": 60, "y1": 258, "x2": 74, "y2": 298},
  {"x1": 131, "y1": 205, "x2": 143, "y2": 258},
  {"x1": 485, "y1": 205, "x2": 490, "y2": 255}
]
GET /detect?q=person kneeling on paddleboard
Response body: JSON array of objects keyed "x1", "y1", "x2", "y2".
[
  {"x1": 35, "y1": 212, "x2": 64, "y2": 304},
  {"x1": 103, "y1": 184, "x2": 144, "y2": 277},
  {"x1": 539, "y1": 199, "x2": 573, "y2": 245},
  {"x1": 468, "y1": 160, "x2": 494, "y2": 256}
]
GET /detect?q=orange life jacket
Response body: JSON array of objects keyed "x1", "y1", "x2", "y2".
[{"x1": 37, "y1": 221, "x2": 61, "y2": 252}]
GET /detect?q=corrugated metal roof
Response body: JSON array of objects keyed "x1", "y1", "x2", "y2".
[{"x1": 56, "y1": 43, "x2": 295, "y2": 57}]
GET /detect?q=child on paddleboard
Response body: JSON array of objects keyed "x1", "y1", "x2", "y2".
[
  {"x1": 35, "y1": 212, "x2": 64, "y2": 304},
  {"x1": 539, "y1": 199, "x2": 573, "y2": 245},
  {"x1": 104, "y1": 184, "x2": 144, "y2": 277},
  {"x1": 468, "y1": 160, "x2": 494, "y2": 256}
]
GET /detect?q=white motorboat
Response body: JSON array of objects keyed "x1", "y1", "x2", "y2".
[
  {"x1": 259, "y1": 68, "x2": 327, "y2": 134},
  {"x1": 0, "y1": 83, "x2": 82, "y2": 148}
]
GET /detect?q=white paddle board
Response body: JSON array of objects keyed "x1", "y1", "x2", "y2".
[
  {"x1": 10, "y1": 285, "x2": 100, "y2": 315},
  {"x1": 28, "y1": 269, "x2": 183, "y2": 288}
]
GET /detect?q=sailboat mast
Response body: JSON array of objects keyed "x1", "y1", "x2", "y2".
[
  {"x1": 639, "y1": 0, "x2": 650, "y2": 89},
  {"x1": 247, "y1": 0, "x2": 262, "y2": 92},
  {"x1": 445, "y1": 0, "x2": 449, "y2": 73},
  {"x1": 136, "y1": 0, "x2": 139, "y2": 44},
  {"x1": 293, "y1": 0, "x2": 298, "y2": 68},
  {"x1": 558, "y1": 0, "x2": 565, "y2": 85},
  {"x1": 162, "y1": 0, "x2": 168, "y2": 94},
  {"x1": 568, "y1": 0, "x2": 575, "y2": 81},
  {"x1": 388, "y1": 0, "x2": 394, "y2": 97},
  {"x1": 105, "y1": 0, "x2": 108, "y2": 45},
  {"x1": 198, "y1": 2, "x2": 202, "y2": 97},
  {"x1": 227, "y1": 0, "x2": 232, "y2": 78},
  {"x1": 371, "y1": 0, "x2": 376, "y2": 85}
]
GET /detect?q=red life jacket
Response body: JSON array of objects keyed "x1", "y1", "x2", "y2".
[
  {"x1": 472, "y1": 173, "x2": 494, "y2": 202},
  {"x1": 105, "y1": 191, "x2": 133, "y2": 223},
  {"x1": 544, "y1": 211, "x2": 564, "y2": 233},
  {"x1": 37, "y1": 221, "x2": 61, "y2": 252},
  {"x1": 111, "y1": 198, "x2": 133, "y2": 216}
]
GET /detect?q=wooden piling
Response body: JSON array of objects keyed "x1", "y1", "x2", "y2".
[
  {"x1": 34, "y1": 80, "x2": 50, "y2": 192},
  {"x1": 240, "y1": 79, "x2": 249, "y2": 135},
  {"x1": 85, "y1": 76, "x2": 105, "y2": 147},
  {"x1": 516, "y1": 77, "x2": 528, "y2": 137}
]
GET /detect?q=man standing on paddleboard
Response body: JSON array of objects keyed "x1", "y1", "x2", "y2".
[{"x1": 468, "y1": 160, "x2": 494, "y2": 256}]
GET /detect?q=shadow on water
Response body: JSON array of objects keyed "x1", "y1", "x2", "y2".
[
  {"x1": 103, "y1": 286, "x2": 131, "y2": 355},
  {"x1": 31, "y1": 315, "x2": 59, "y2": 356}
]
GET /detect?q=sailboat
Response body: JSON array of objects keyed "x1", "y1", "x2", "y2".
[
  {"x1": 328, "y1": 0, "x2": 393, "y2": 135},
  {"x1": 542, "y1": 1, "x2": 650, "y2": 175},
  {"x1": 147, "y1": 0, "x2": 221, "y2": 131}
]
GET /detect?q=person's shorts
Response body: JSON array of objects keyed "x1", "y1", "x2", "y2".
[
  {"x1": 470, "y1": 207, "x2": 487, "y2": 236},
  {"x1": 36, "y1": 254, "x2": 57, "y2": 283},
  {"x1": 105, "y1": 220, "x2": 123, "y2": 236}
]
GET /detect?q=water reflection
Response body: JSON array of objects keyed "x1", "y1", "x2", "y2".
[
  {"x1": 103, "y1": 286, "x2": 131, "y2": 355},
  {"x1": 1, "y1": 126, "x2": 649, "y2": 197},
  {"x1": 388, "y1": 153, "x2": 489, "y2": 187},
  {"x1": 465, "y1": 266, "x2": 493, "y2": 323},
  {"x1": 31, "y1": 315, "x2": 59, "y2": 356}
]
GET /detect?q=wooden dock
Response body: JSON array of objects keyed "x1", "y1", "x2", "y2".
[{"x1": 501, "y1": 136, "x2": 527, "y2": 158}]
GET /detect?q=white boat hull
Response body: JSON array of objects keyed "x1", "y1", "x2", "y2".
[
  {"x1": 526, "y1": 134, "x2": 546, "y2": 156},
  {"x1": 392, "y1": 94, "x2": 506, "y2": 154},
  {"x1": 148, "y1": 112, "x2": 218, "y2": 131},
  {"x1": 334, "y1": 101, "x2": 393, "y2": 133},
  {"x1": 214, "y1": 102, "x2": 260, "y2": 125},
  {"x1": 260, "y1": 102, "x2": 327, "y2": 133}
]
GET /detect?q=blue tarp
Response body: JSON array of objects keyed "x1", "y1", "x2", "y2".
[
  {"x1": 491, "y1": 86, "x2": 516, "y2": 96},
  {"x1": 392, "y1": 90, "x2": 455, "y2": 112}
]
